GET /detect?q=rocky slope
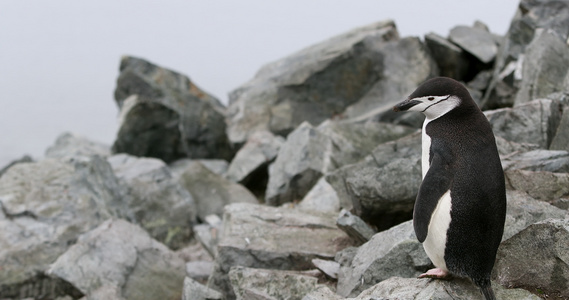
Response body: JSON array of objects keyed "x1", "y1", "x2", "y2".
[{"x1": 1, "y1": 0, "x2": 569, "y2": 299}]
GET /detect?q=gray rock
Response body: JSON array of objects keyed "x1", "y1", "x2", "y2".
[
  {"x1": 502, "y1": 190, "x2": 569, "y2": 241},
  {"x1": 229, "y1": 266, "x2": 320, "y2": 300},
  {"x1": 0, "y1": 157, "x2": 129, "y2": 299},
  {"x1": 514, "y1": 31, "x2": 569, "y2": 106},
  {"x1": 107, "y1": 154, "x2": 196, "y2": 249},
  {"x1": 336, "y1": 209, "x2": 376, "y2": 244},
  {"x1": 0, "y1": 154, "x2": 33, "y2": 178},
  {"x1": 169, "y1": 158, "x2": 229, "y2": 177},
  {"x1": 494, "y1": 136, "x2": 540, "y2": 157},
  {"x1": 225, "y1": 130, "x2": 284, "y2": 198},
  {"x1": 186, "y1": 261, "x2": 214, "y2": 283},
  {"x1": 501, "y1": 149, "x2": 569, "y2": 173},
  {"x1": 193, "y1": 223, "x2": 219, "y2": 258},
  {"x1": 448, "y1": 25, "x2": 499, "y2": 64},
  {"x1": 326, "y1": 133, "x2": 422, "y2": 229},
  {"x1": 336, "y1": 220, "x2": 430, "y2": 297},
  {"x1": 297, "y1": 177, "x2": 341, "y2": 214},
  {"x1": 494, "y1": 218, "x2": 569, "y2": 299},
  {"x1": 47, "y1": 219, "x2": 186, "y2": 300},
  {"x1": 176, "y1": 160, "x2": 258, "y2": 220},
  {"x1": 182, "y1": 277, "x2": 223, "y2": 300},
  {"x1": 485, "y1": 98, "x2": 563, "y2": 149},
  {"x1": 113, "y1": 56, "x2": 233, "y2": 163},
  {"x1": 208, "y1": 203, "x2": 354, "y2": 299},
  {"x1": 266, "y1": 121, "x2": 415, "y2": 206},
  {"x1": 424, "y1": 32, "x2": 470, "y2": 80},
  {"x1": 505, "y1": 169, "x2": 569, "y2": 209},
  {"x1": 45, "y1": 132, "x2": 111, "y2": 159},
  {"x1": 550, "y1": 105, "x2": 569, "y2": 151},
  {"x1": 301, "y1": 285, "x2": 343, "y2": 300},
  {"x1": 312, "y1": 259, "x2": 340, "y2": 279}
]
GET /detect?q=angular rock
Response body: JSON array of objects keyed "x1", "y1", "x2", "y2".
[
  {"x1": 296, "y1": 177, "x2": 341, "y2": 214},
  {"x1": 229, "y1": 266, "x2": 320, "y2": 300},
  {"x1": 209, "y1": 203, "x2": 354, "y2": 299},
  {"x1": 501, "y1": 149, "x2": 569, "y2": 173},
  {"x1": 301, "y1": 285, "x2": 343, "y2": 300},
  {"x1": 47, "y1": 219, "x2": 186, "y2": 300},
  {"x1": 0, "y1": 157, "x2": 128, "y2": 299},
  {"x1": 485, "y1": 98, "x2": 563, "y2": 149},
  {"x1": 550, "y1": 105, "x2": 569, "y2": 151},
  {"x1": 326, "y1": 133, "x2": 422, "y2": 229},
  {"x1": 186, "y1": 261, "x2": 214, "y2": 283},
  {"x1": 113, "y1": 56, "x2": 233, "y2": 163},
  {"x1": 312, "y1": 259, "x2": 340, "y2": 279},
  {"x1": 336, "y1": 209, "x2": 376, "y2": 244},
  {"x1": 448, "y1": 25, "x2": 499, "y2": 64},
  {"x1": 176, "y1": 160, "x2": 257, "y2": 220},
  {"x1": 424, "y1": 32, "x2": 470, "y2": 80},
  {"x1": 494, "y1": 219, "x2": 569, "y2": 299},
  {"x1": 0, "y1": 154, "x2": 33, "y2": 178},
  {"x1": 182, "y1": 277, "x2": 223, "y2": 300},
  {"x1": 193, "y1": 223, "x2": 219, "y2": 258},
  {"x1": 107, "y1": 154, "x2": 196, "y2": 249},
  {"x1": 505, "y1": 169, "x2": 569, "y2": 209},
  {"x1": 266, "y1": 121, "x2": 415, "y2": 206},
  {"x1": 226, "y1": 20, "x2": 398, "y2": 144},
  {"x1": 225, "y1": 130, "x2": 284, "y2": 198},
  {"x1": 514, "y1": 31, "x2": 569, "y2": 106},
  {"x1": 494, "y1": 136, "x2": 540, "y2": 157},
  {"x1": 45, "y1": 132, "x2": 111, "y2": 159},
  {"x1": 336, "y1": 220, "x2": 430, "y2": 297},
  {"x1": 169, "y1": 158, "x2": 229, "y2": 177}
]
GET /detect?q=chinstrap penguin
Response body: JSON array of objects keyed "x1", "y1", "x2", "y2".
[{"x1": 393, "y1": 77, "x2": 506, "y2": 300}]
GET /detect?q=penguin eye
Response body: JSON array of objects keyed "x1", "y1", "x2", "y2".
[{"x1": 428, "y1": 97, "x2": 435, "y2": 101}]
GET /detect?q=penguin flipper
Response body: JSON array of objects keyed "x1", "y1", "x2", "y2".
[{"x1": 413, "y1": 152, "x2": 453, "y2": 242}]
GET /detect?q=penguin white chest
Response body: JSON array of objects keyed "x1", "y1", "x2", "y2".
[{"x1": 421, "y1": 120, "x2": 431, "y2": 179}]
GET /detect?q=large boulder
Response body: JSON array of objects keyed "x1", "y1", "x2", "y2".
[
  {"x1": 505, "y1": 169, "x2": 569, "y2": 209},
  {"x1": 107, "y1": 154, "x2": 197, "y2": 249},
  {"x1": 45, "y1": 132, "x2": 111, "y2": 159},
  {"x1": 494, "y1": 218, "x2": 569, "y2": 299},
  {"x1": 0, "y1": 157, "x2": 129, "y2": 299},
  {"x1": 208, "y1": 203, "x2": 354, "y2": 299},
  {"x1": 47, "y1": 219, "x2": 186, "y2": 300},
  {"x1": 448, "y1": 24, "x2": 499, "y2": 65},
  {"x1": 113, "y1": 56, "x2": 233, "y2": 163},
  {"x1": 424, "y1": 32, "x2": 470, "y2": 80},
  {"x1": 550, "y1": 99, "x2": 569, "y2": 151},
  {"x1": 501, "y1": 149, "x2": 569, "y2": 173}
]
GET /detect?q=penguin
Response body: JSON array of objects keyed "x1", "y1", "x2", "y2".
[{"x1": 393, "y1": 77, "x2": 506, "y2": 300}]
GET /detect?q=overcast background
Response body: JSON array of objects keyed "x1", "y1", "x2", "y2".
[{"x1": 0, "y1": 1, "x2": 520, "y2": 167}]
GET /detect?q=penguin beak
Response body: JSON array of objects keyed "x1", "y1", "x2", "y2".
[{"x1": 393, "y1": 99, "x2": 421, "y2": 112}]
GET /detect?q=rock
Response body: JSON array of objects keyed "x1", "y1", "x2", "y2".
[
  {"x1": 448, "y1": 25, "x2": 499, "y2": 64},
  {"x1": 494, "y1": 219, "x2": 569, "y2": 299},
  {"x1": 501, "y1": 149, "x2": 569, "y2": 173},
  {"x1": 550, "y1": 104, "x2": 569, "y2": 151},
  {"x1": 424, "y1": 32, "x2": 470, "y2": 80},
  {"x1": 514, "y1": 31, "x2": 569, "y2": 106},
  {"x1": 312, "y1": 259, "x2": 340, "y2": 279},
  {"x1": 182, "y1": 277, "x2": 223, "y2": 300},
  {"x1": 169, "y1": 158, "x2": 229, "y2": 177},
  {"x1": 301, "y1": 285, "x2": 343, "y2": 300},
  {"x1": 502, "y1": 190, "x2": 568, "y2": 241},
  {"x1": 266, "y1": 121, "x2": 415, "y2": 206},
  {"x1": 326, "y1": 132, "x2": 422, "y2": 229},
  {"x1": 107, "y1": 154, "x2": 196, "y2": 249},
  {"x1": 0, "y1": 154, "x2": 33, "y2": 178},
  {"x1": 45, "y1": 132, "x2": 111, "y2": 159},
  {"x1": 176, "y1": 238, "x2": 213, "y2": 263},
  {"x1": 176, "y1": 160, "x2": 257, "y2": 220},
  {"x1": 225, "y1": 130, "x2": 284, "y2": 198},
  {"x1": 485, "y1": 98, "x2": 563, "y2": 149},
  {"x1": 0, "y1": 156, "x2": 129, "y2": 299},
  {"x1": 47, "y1": 219, "x2": 186, "y2": 300},
  {"x1": 113, "y1": 56, "x2": 233, "y2": 163},
  {"x1": 495, "y1": 136, "x2": 540, "y2": 157},
  {"x1": 193, "y1": 223, "x2": 219, "y2": 258},
  {"x1": 296, "y1": 177, "x2": 341, "y2": 214},
  {"x1": 186, "y1": 261, "x2": 214, "y2": 283},
  {"x1": 208, "y1": 203, "x2": 354, "y2": 299},
  {"x1": 226, "y1": 20, "x2": 398, "y2": 144},
  {"x1": 336, "y1": 209, "x2": 376, "y2": 244},
  {"x1": 229, "y1": 266, "x2": 320, "y2": 300},
  {"x1": 505, "y1": 169, "x2": 569, "y2": 209},
  {"x1": 336, "y1": 220, "x2": 431, "y2": 297}
]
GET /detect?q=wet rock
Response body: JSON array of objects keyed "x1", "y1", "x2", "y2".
[
  {"x1": 424, "y1": 32, "x2": 470, "y2": 80},
  {"x1": 326, "y1": 133, "x2": 421, "y2": 229},
  {"x1": 45, "y1": 132, "x2": 111, "y2": 159},
  {"x1": 485, "y1": 98, "x2": 563, "y2": 149},
  {"x1": 505, "y1": 169, "x2": 569, "y2": 209},
  {"x1": 113, "y1": 56, "x2": 233, "y2": 163},
  {"x1": 448, "y1": 24, "x2": 499, "y2": 64},
  {"x1": 208, "y1": 203, "x2": 354, "y2": 299},
  {"x1": 176, "y1": 160, "x2": 257, "y2": 220},
  {"x1": 336, "y1": 220, "x2": 430, "y2": 297},
  {"x1": 47, "y1": 219, "x2": 186, "y2": 300},
  {"x1": 501, "y1": 149, "x2": 569, "y2": 173},
  {"x1": 336, "y1": 209, "x2": 376, "y2": 244},
  {"x1": 226, "y1": 20, "x2": 398, "y2": 144},
  {"x1": 494, "y1": 219, "x2": 569, "y2": 299},
  {"x1": 108, "y1": 154, "x2": 196, "y2": 249},
  {"x1": 229, "y1": 266, "x2": 320, "y2": 300},
  {"x1": 296, "y1": 177, "x2": 341, "y2": 214},
  {"x1": 182, "y1": 277, "x2": 223, "y2": 300},
  {"x1": 0, "y1": 157, "x2": 128, "y2": 299}
]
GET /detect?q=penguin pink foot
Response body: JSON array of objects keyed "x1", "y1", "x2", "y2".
[{"x1": 418, "y1": 268, "x2": 451, "y2": 279}]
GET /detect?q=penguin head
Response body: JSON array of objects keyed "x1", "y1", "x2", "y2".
[{"x1": 393, "y1": 77, "x2": 474, "y2": 120}]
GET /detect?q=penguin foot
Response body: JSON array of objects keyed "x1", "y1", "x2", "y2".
[{"x1": 418, "y1": 268, "x2": 451, "y2": 279}]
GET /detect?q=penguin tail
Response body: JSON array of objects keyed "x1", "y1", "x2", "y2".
[{"x1": 475, "y1": 278, "x2": 496, "y2": 300}]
